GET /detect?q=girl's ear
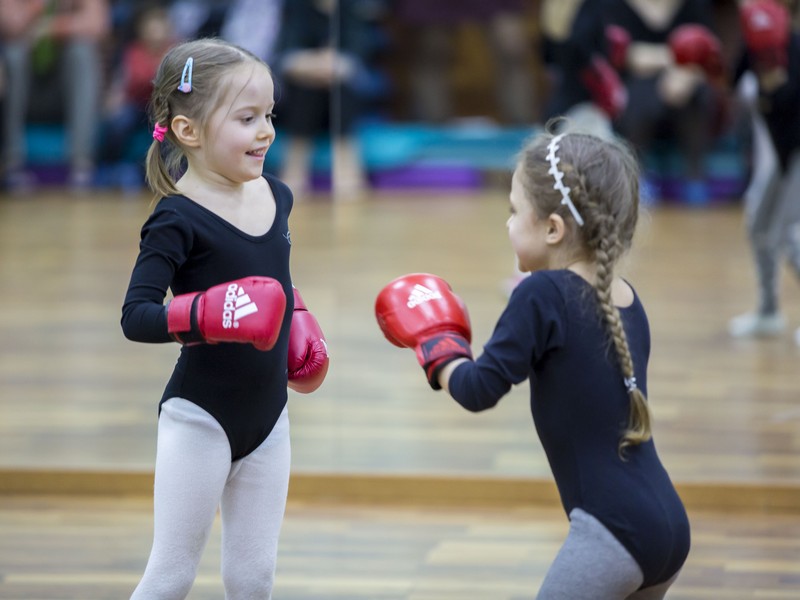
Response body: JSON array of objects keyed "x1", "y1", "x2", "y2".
[
  {"x1": 545, "y1": 213, "x2": 566, "y2": 245},
  {"x1": 170, "y1": 115, "x2": 200, "y2": 148}
]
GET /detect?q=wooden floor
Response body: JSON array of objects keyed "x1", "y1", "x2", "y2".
[
  {"x1": 1, "y1": 495, "x2": 799, "y2": 599},
  {"x1": 1, "y1": 185, "x2": 800, "y2": 597},
  {"x1": 1, "y1": 187, "x2": 799, "y2": 486}
]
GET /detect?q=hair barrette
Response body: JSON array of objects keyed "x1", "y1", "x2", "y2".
[
  {"x1": 546, "y1": 133, "x2": 584, "y2": 227},
  {"x1": 152, "y1": 123, "x2": 168, "y2": 142},
  {"x1": 177, "y1": 57, "x2": 193, "y2": 93}
]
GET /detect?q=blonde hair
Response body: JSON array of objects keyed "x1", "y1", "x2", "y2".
[
  {"x1": 145, "y1": 38, "x2": 270, "y2": 199},
  {"x1": 517, "y1": 125, "x2": 651, "y2": 455}
]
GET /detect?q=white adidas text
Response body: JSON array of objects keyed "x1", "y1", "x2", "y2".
[
  {"x1": 222, "y1": 283, "x2": 259, "y2": 328},
  {"x1": 406, "y1": 284, "x2": 442, "y2": 309}
]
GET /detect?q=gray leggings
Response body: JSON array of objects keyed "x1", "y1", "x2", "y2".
[
  {"x1": 740, "y1": 75, "x2": 800, "y2": 315},
  {"x1": 537, "y1": 509, "x2": 679, "y2": 600}
]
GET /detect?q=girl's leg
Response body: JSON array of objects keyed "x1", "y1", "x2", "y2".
[
  {"x1": 770, "y1": 152, "x2": 800, "y2": 345},
  {"x1": 131, "y1": 398, "x2": 232, "y2": 600},
  {"x1": 536, "y1": 508, "x2": 643, "y2": 600},
  {"x1": 219, "y1": 405, "x2": 291, "y2": 600},
  {"x1": 626, "y1": 572, "x2": 680, "y2": 600},
  {"x1": 1, "y1": 41, "x2": 31, "y2": 171},
  {"x1": 729, "y1": 98, "x2": 785, "y2": 337},
  {"x1": 62, "y1": 40, "x2": 102, "y2": 180},
  {"x1": 774, "y1": 153, "x2": 800, "y2": 278}
]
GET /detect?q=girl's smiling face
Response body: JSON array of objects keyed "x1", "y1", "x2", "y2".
[{"x1": 201, "y1": 62, "x2": 276, "y2": 184}]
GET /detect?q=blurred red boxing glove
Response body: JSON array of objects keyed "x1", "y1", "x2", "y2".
[
  {"x1": 580, "y1": 55, "x2": 628, "y2": 119},
  {"x1": 740, "y1": 0, "x2": 791, "y2": 72},
  {"x1": 605, "y1": 24, "x2": 631, "y2": 71},
  {"x1": 168, "y1": 276, "x2": 286, "y2": 351},
  {"x1": 668, "y1": 23, "x2": 724, "y2": 78},
  {"x1": 375, "y1": 273, "x2": 472, "y2": 390},
  {"x1": 287, "y1": 287, "x2": 329, "y2": 393}
]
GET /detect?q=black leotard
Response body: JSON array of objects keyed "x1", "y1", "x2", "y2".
[
  {"x1": 121, "y1": 174, "x2": 294, "y2": 460},
  {"x1": 448, "y1": 270, "x2": 690, "y2": 587}
]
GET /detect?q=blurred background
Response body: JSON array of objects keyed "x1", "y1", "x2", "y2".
[{"x1": 0, "y1": 0, "x2": 777, "y2": 201}]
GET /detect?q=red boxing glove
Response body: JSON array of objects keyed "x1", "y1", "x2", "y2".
[
  {"x1": 740, "y1": 0, "x2": 791, "y2": 71},
  {"x1": 668, "y1": 23, "x2": 724, "y2": 78},
  {"x1": 167, "y1": 276, "x2": 286, "y2": 351},
  {"x1": 605, "y1": 24, "x2": 631, "y2": 71},
  {"x1": 287, "y1": 287, "x2": 329, "y2": 393},
  {"x1": 579, "y1": 55, "x2": 628, "y2": 119},
  {"x1": 375, "y1": 273, "x2": 472, "y2": 390}
]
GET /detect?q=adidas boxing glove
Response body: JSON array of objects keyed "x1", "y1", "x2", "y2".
[
  {"x1": 375, "y1": 273, "x2": 473, "y2": 390},
  {"x1": 605, "y1": 24, "x2": 631, "y2": 71},
  {"x1": 740, "y1": 0, "x2": 791, "y2": 72},
  {"x1": 668, "y1": 23, "x2": 724, "y2": 78},
  {"x1": 579, "y1": 55, "x2": 628, "y2": 119},
  {"x1": 168, "y1": 276, "x2": 286, "y2": 351},
  {"x1": 287, "y1": 287, "x2": 329, "y2": 393}
]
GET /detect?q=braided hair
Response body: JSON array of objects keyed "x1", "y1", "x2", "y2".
[{"x1": 517, "y1": 126, "x2": 650, "y2": 455}]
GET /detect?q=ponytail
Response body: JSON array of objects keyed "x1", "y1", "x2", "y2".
[{"x1": 144, "y1": 96, "x2": 180, "y2": 200}]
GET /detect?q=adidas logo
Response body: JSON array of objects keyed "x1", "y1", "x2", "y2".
[
  {"x1": 406, "y1": 284, "x2": 442, "y2": 309},
  {"x1": 424, "y1": 336, "x2": 465, "y2": 361},
  {"x1": 750, "y1": 10, "x2": 772, "y2": 30},
  {"x1": 222, "y1": 283, "x2": 259, "y2": 329}
]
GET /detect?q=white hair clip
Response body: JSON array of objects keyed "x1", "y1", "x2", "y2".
[
  {"x1": 546, "y1": 133, "x2": 584, "y2": 227},
  {"x1": 623, "y1": 376, "x2": 637, "y2": 393},
  {"x1": 177, "y1": 57, "x2": 193, "y2": 93}
]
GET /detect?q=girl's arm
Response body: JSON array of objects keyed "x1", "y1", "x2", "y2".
[{"x1": 438, "y1": 358, "x2": 470, "y2": 394}]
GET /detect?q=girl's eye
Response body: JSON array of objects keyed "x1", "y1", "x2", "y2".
[{"x1": 267, "y1": 112, "x2": 277, "y2": 121}]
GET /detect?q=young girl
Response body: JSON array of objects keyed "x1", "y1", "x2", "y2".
[
  {"x1": 121, "y1": 38, "x2": 328, "y2": 599},
  {"x1": 376, "y1": 128, "x2": 690, "y2": 598},
  {"x1": 728, "y1": 0, "x2": 800, "y2": 344}
]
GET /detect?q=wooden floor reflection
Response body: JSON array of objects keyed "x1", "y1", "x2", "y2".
[{"x1": 0, "y1": 187, "x2": 799, "y2": 492}]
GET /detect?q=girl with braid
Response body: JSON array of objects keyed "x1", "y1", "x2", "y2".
[{"x1": 375, "y1": 126, "x2": 690, "y2": 599}]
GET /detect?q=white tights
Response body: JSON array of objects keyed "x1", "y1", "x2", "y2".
[{"x1": 131, "y1": 398, "x2": 291, "y2": 600}]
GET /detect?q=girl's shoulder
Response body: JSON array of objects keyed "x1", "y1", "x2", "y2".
[
  {"x1": 146, "y1": 194, "x2": 203, "y2": 226},
  {"x1": 508, "y1": 271, "x2": 579, "y2": 318},
  {"x1": 515, "y1": 269, "x2": 583, "y2": 298},
  {"x1": 263, "y1": 173, "x2": 294, "y2": 206}
]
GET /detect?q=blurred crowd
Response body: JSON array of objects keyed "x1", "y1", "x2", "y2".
[{"x1": 0, "y1": 0, "x2": 797, "y2": 201}]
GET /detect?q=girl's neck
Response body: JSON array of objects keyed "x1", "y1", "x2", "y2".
[
  {"x1": 565, "y1": 260, "x2": 597, "y2": 285},
  {"x1": 176, "y1": 169, "x2": 247, "y2": 203},
  {"x1": 564, "y1": 259, "x2": 634, "y2": 308}
]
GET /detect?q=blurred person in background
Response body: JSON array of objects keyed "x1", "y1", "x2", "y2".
[
  {"x1": 219, "y1": 0, "x2": 284, "y2": 65},
  {"x1": 272, "y1": 0, "x2": 382, "y2": 199},
  {"x1": 605, "y1": 0, "x2": 726, "y2": 205},
  {"x1": 0, "y1": 0, "x2": 110, "y2": 193},
  {"x1": 728, "y1": 0, "x2": 800, "y2": 343},
  {"x1": 165, "y1": 0, "x2": 228, "y2": 40},
  {"x1": 394, "y1": 0, "x2": 536, "y2": 125},
  {"x1": 539, "y1": 0, "x2": 629, "y2": 139},
  {"x1": 99, "y1": 1, "x2": 175, "y2": 192}
]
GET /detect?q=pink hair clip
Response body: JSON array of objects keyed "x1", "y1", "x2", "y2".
[{"x1": 152, "y1": 123, "x2": 168, "y2": 142}]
